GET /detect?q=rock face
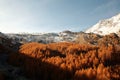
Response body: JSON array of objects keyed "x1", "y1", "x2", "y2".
[{"x1": 86, "y1": 13, "x2": 120, "y2": 36}]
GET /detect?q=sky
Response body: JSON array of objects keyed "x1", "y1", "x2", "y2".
[{"x1": 0, "y1": 0, "x2": 120, "y2": 33}]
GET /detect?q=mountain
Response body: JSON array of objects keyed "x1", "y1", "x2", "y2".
[
  {"x1": 5, "y1": 31, "x2": 79, "y2": 44},
  {"x1": 86, "y1": 13, "x2": 120, "y2": 36}
]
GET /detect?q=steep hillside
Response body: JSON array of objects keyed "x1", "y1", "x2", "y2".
[{"x1": 0, "y1": 32, "x2": 28, "y2": 80}]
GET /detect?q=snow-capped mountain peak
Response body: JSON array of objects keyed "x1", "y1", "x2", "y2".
[{"x1": 86, "y1": 13, "x2": 120, "y2": 35}]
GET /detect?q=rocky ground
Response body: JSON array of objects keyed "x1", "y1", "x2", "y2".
[{"x1": 0, "y1": 53, "x2": 29, "y2": 80}]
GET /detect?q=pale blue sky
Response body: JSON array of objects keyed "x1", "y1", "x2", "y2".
[{"x1": 0, "y1": 0, "x2": 120, "y2": 33}]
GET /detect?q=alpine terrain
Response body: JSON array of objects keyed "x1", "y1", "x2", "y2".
[{"x1": 0, "y1": 14, "x2": 120, "y2": 80}]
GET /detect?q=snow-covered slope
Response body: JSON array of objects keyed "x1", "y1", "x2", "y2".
[{"x1": 86, "y1": 13, "x2": 120, "y2": 36}]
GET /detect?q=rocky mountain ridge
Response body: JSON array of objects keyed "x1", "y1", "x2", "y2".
[{"x1": 5, "y1": 31, "x2": 79, "y2": 44}]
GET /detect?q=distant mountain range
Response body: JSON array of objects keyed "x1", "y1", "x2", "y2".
[
  {"x1": 0, "y1": 13, "x2": 120, "y2": 44},
  {"x1": 86, "y1": 13, "x2": 120, "y2": 36},
  {"x1": 5, "y1": 31, "x2": 80, "y2": 44}
]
